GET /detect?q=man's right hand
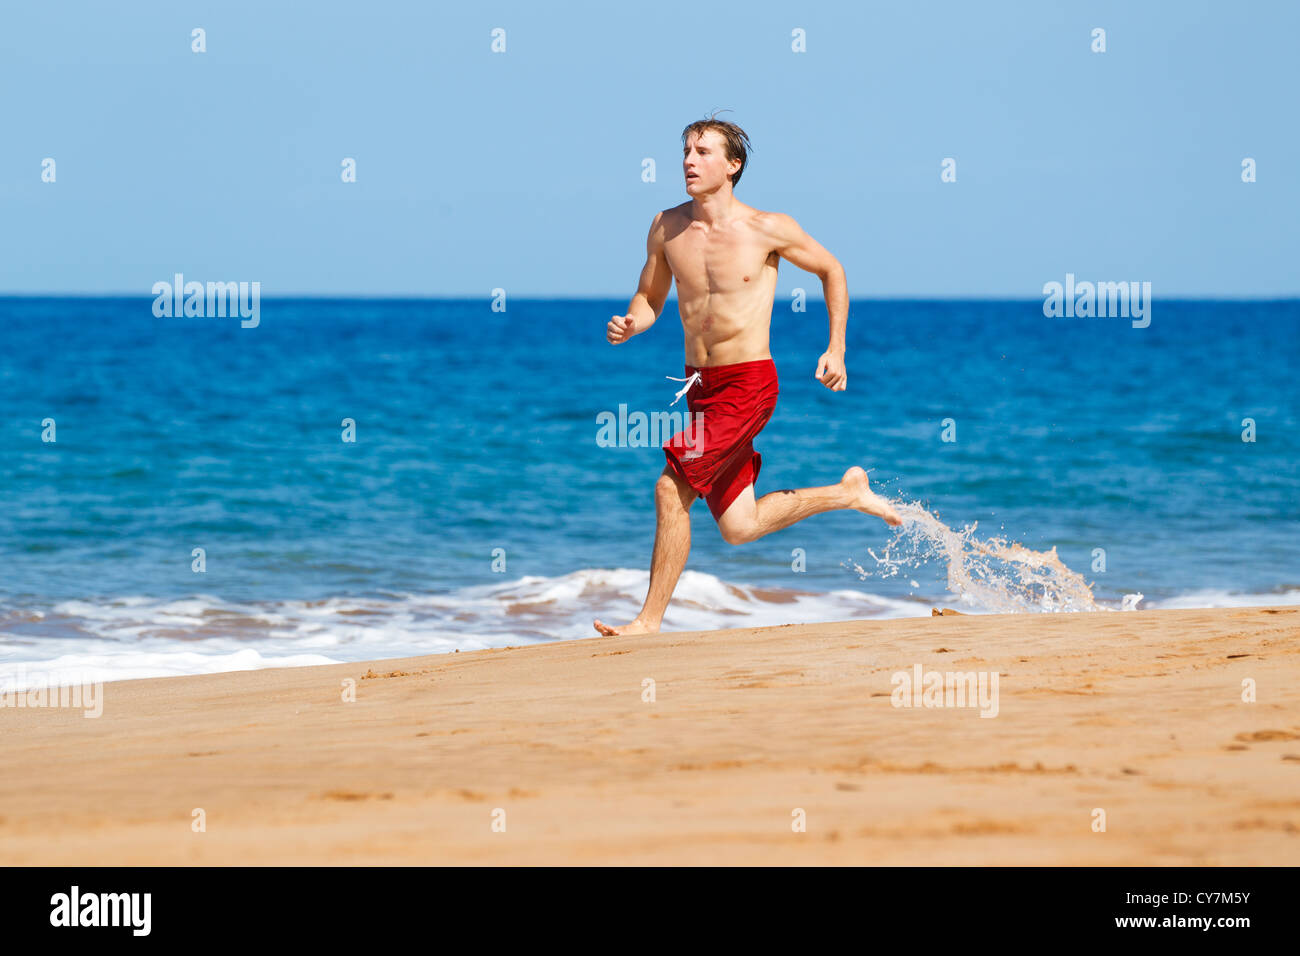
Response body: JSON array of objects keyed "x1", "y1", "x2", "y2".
[{"x1": 606, "y1": 314, "x2": 637, "y2": 344}]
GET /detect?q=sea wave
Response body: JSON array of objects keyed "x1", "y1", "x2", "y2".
[
  {"x1": 1, "y1": 571, "x2": 1297, "y2": 690},
  {"x1": 1145, "y1": 587, "x2": 1300, "y2": 609}
]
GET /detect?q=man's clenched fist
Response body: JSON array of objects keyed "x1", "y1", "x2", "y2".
[
  {"x1": 815, "y1": 349, "x2": 848, "y2": 391},
  {"x1": 607, "y1": 314, "x2": 636, "y2": 344}
]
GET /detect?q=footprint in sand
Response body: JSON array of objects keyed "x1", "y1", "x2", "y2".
[
  {"x1": 320, "y1": 790, "x2": 394, "y2": 801},
  {"x1": 1235, "y1": 730, "x2": 1300, "y2": 742}
]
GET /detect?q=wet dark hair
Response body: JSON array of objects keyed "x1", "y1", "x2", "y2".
[{"x1": 681, "y1": 110, "x2": 752, "y2": 188}]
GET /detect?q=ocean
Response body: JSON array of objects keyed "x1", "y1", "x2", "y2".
[{"x1": 2, "y1": 297, "x2": 1297, "y2": 686}]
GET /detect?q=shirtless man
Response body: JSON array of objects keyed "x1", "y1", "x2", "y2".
[{"x1": 593, "y1": 118, "x2": 901, "y2": 637}]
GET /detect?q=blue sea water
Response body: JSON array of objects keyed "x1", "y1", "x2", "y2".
[{"x1": 1, "y1": 297, "x2": 1297, "y2": 685}]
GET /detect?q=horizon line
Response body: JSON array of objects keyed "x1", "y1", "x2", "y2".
[{"x1": 1, "y1": 293, "x2": 1297, "y2": 303}]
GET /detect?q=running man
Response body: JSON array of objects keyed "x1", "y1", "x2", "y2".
[{"x1": 593, "y1": 116, "x2": 901, "y2": 637}]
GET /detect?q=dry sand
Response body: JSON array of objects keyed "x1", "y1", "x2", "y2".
[{"x1": 1, "y1": 606, "x2": 1298, "y2": 865}]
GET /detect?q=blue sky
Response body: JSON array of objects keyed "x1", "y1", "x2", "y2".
[{"x1": 1, "y1": 0, "x2": 1296, "y2": 297}]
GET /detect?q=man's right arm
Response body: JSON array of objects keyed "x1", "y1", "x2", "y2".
[{"x1": 608, "y1": 211, "x2": 673, "y2": 344}]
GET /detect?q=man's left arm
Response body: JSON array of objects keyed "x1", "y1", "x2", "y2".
[{"x1": 767, "y1": 212, "x2": 848, "y2": 391}]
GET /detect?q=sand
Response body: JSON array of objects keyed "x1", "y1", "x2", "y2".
[{"x1": 1, "y1": 606, "x2": 1298, "y2": 865}]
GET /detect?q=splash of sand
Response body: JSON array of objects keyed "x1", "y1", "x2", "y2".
[{"x1": 848, "y1": 501, "x2": 1137, "y2": 613}]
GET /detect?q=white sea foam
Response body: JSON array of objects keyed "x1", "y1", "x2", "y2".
[
  {"x1": 2, "y1": 649, "x2": 339, "y2": 693},
  {"x1": 0, "y1": 570, "x2": 930, "y2": 689},
  {"x1": 1145, "y1": 587, "x2": 1300, "y2": 610},
  {"x1": 2, "y1": 567, "x2": 1294, "y2": 691}
]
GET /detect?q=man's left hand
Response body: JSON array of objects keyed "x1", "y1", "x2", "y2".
[{"x1": 815, "y1": 350, "x2": 847, "y2": 391}]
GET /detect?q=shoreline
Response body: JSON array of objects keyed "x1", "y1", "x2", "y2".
[{"x1": 2, "y1": 606, "x2": 1297, "y2": 865}]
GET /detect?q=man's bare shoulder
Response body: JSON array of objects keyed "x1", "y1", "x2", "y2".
[
  {"x1": 749, "y1": 208, "x2": 799, "y2": 240},
  {"x1": 754, "y1": 209, "x2": 825, "y2": 259},
  {"x1": 645, "y1": 204, "x2": 691, "y2": 251},
  {"x1": 656, "y1": 202, "x2": 692, "y2": 225}
]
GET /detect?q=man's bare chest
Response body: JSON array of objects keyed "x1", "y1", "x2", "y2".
[{"x1": 664, "y1": 228, "x2": 776, "y2": 292}]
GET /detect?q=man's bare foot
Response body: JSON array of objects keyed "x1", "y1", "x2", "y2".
[
  {"x1": 593, "y1": 617, "x2": 659, "y2": 637},
  {"x1": 842, "y1": 466, "x2": 903, "y2": 526}
]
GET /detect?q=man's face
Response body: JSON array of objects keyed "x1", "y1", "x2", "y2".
[{"x1": 683, "y1": 130, "x2": 738, "y2": 196}]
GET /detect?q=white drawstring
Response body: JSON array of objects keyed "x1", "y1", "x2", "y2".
[{"x1": 665, "y1": 370, "x2": 702, "y2": 406}]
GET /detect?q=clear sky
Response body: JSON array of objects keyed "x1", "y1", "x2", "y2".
[{"x1": 1, "y1": 0, "x2": 1296, "y2": 297}]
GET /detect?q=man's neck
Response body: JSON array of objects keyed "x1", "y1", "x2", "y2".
[{"x1": 690, "y1": 188, "x2": 739, "y2": 227}]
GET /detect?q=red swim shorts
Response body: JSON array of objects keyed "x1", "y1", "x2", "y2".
[{"x1": 662, "y1": 358, "x2": 779, "y2": 521}]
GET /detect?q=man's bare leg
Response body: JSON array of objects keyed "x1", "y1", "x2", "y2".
[
  {"x1": 715, "y1": 465, "x2": 901, "y2": 546},
  {"x1": 593, "y1": 465, "x2": 697, "y2": 636}
]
